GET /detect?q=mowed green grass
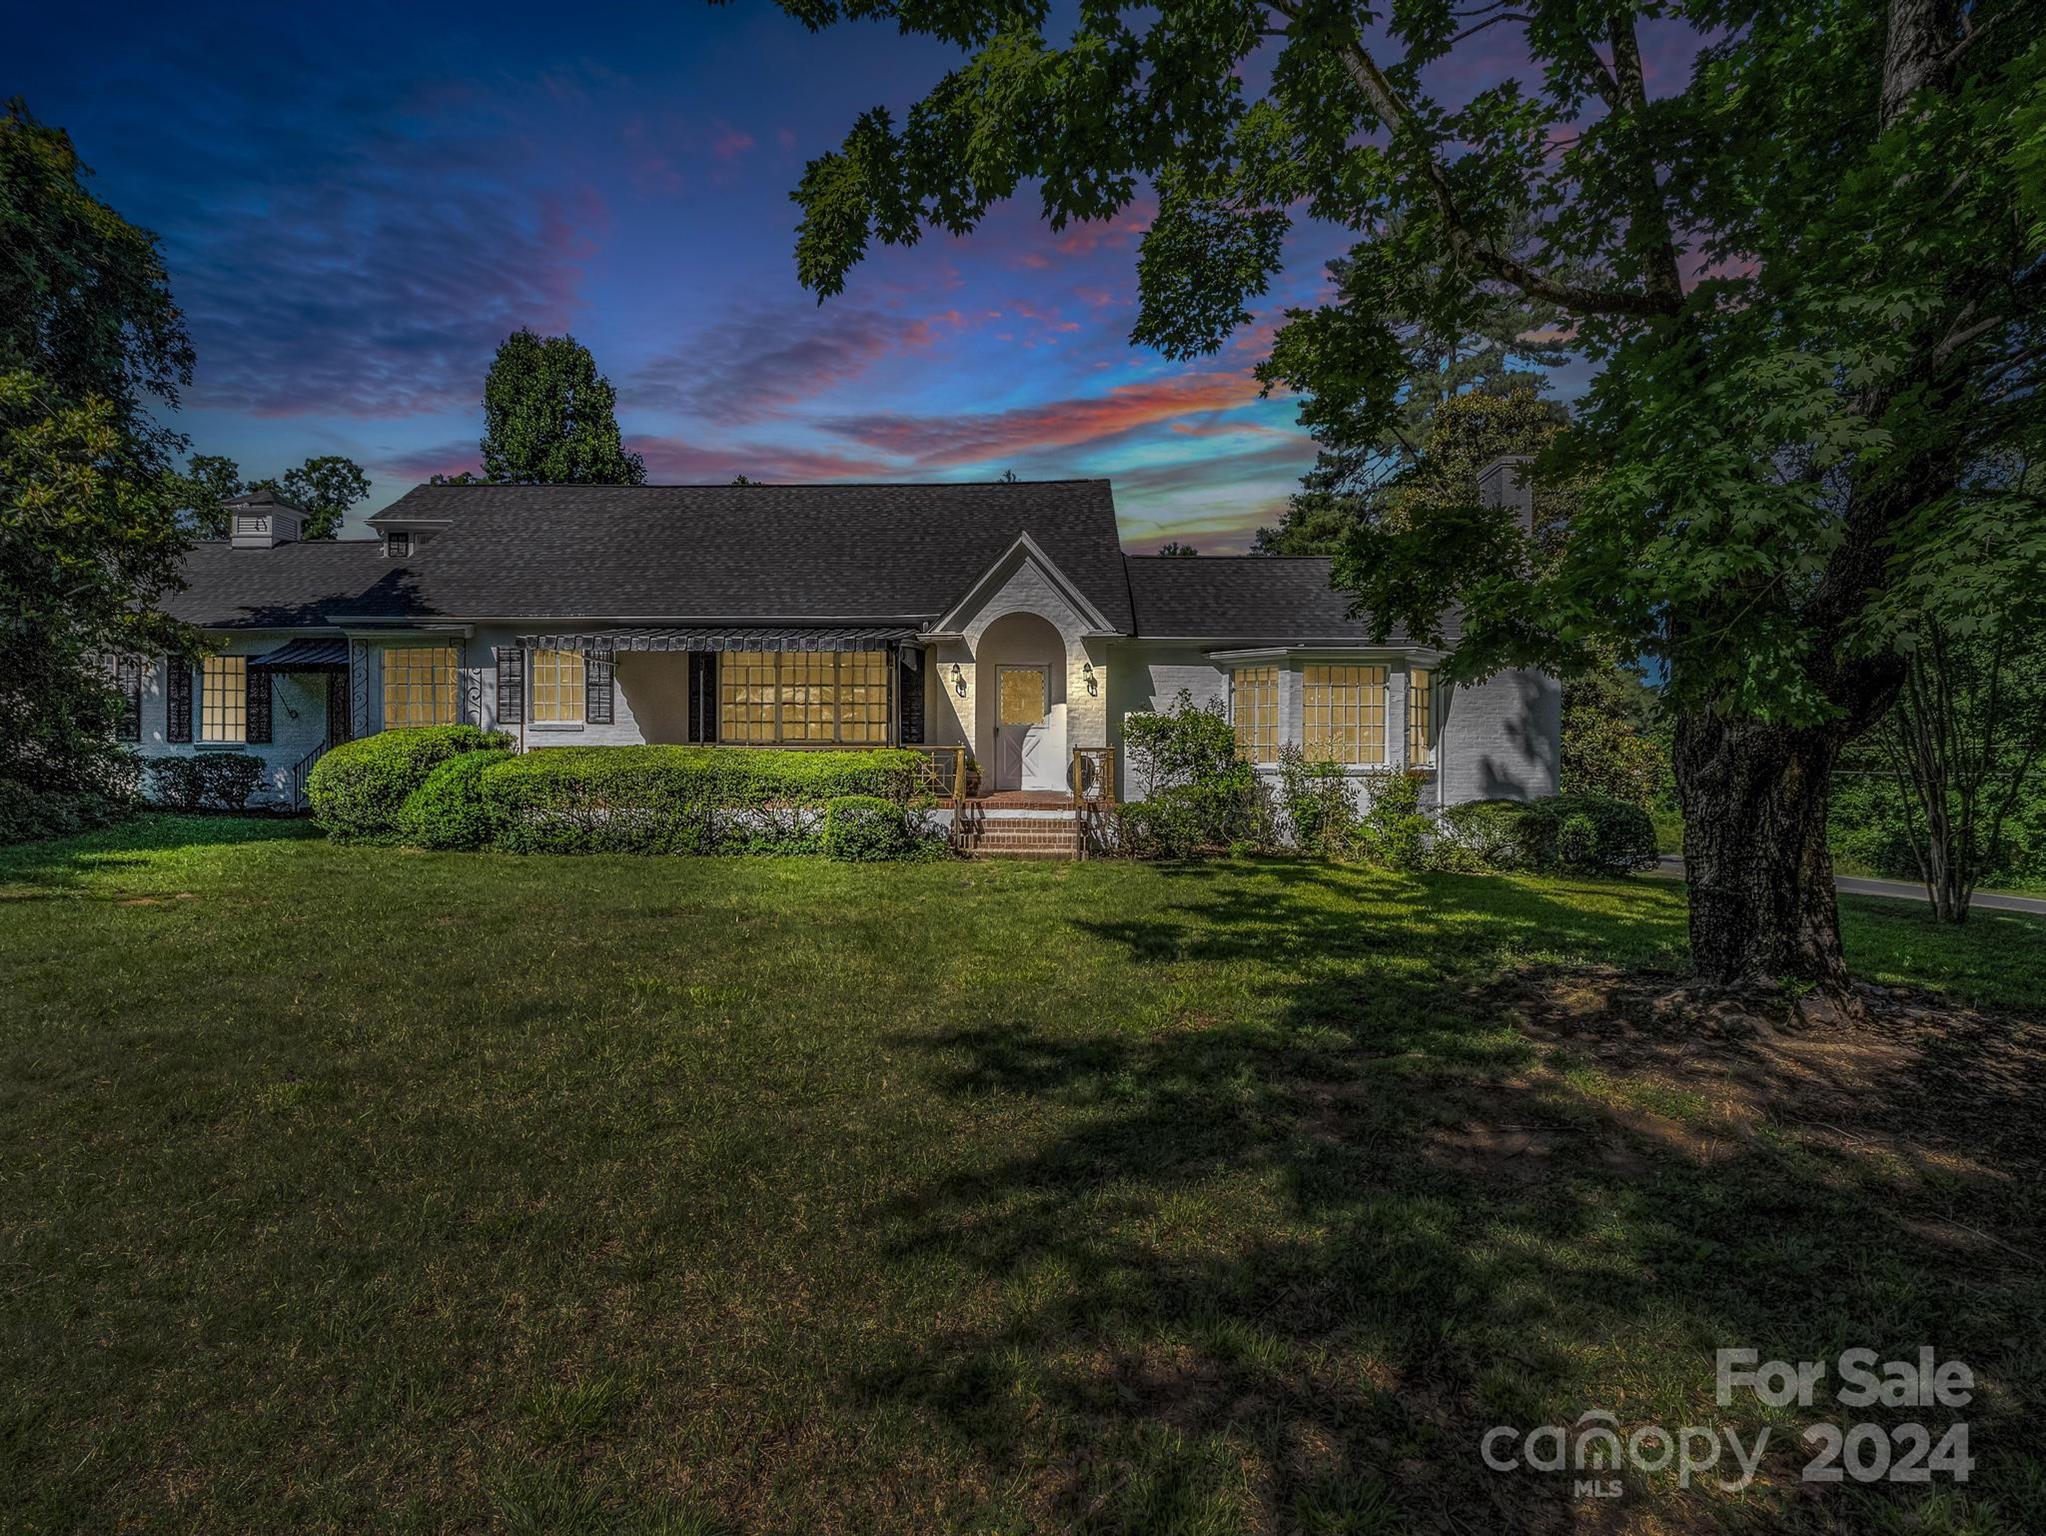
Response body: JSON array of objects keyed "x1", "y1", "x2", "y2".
[{"x1": 2, "y1": 817, "x2": 2043, "y2": 1535}]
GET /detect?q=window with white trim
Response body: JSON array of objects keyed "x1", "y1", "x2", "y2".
[
  {"x1": 1408, "y1": 668, "x2": 1435, "y2": 766},
  {"x1": 382, "y1": 645, "x2": 457, "y2": 727},
  {"x1": 1230, "y1": 665, "x2": 1279, "y2": 764},
  {"x1": 201, "y1": 655, "x2": 246, "y2": 743},
  {"x1": 530, "y1": 649, "x2": 585, "y2": 725},
  {"x1": 1302, "y1": 664, "x2": 1387, "y2": 765}
]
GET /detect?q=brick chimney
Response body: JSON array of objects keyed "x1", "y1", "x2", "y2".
[
  {"x1": 1477, "y1": 455, "x2": 1535, "y2": 532},
  {"x1": 223, "y1": 487, "x2": 306, "y2": 548}
]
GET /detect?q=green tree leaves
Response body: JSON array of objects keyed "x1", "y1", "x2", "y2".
[{"x1": 478, "y1": 330, "x2": 645, "y2": 486}]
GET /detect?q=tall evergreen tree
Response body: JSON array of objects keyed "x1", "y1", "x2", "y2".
[{"x1": 478, "y1": 331, "x2": 645, "y2": 486}]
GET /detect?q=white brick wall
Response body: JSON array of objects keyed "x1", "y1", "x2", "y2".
[{"x1": 133, "y1": 631, "x2": 335, "y2": 807}]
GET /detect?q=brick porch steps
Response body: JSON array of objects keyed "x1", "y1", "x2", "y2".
[{"x1": 960, "y1": 810, "x2": 1081, "y2": 860}]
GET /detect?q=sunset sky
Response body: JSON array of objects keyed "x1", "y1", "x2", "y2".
[{"x1": 15, "y1": 2, "x2": 1692, "y2": 548}]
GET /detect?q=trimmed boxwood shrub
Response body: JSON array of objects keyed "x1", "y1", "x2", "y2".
[
  {"x1": 1441, "y1": 794, "x2": 1657, "y2": 876},
  {"x1": 475, "y1": 745, "x2": 929, "y2": 855},
  {"x1": 307, "y1": 726, "x2": 511, "y2": 840},
  {"x1": 395, "y1": 749, "x2": 513, "y2": 850},
  {"x1": 146, "y1": 752, "x2": 266, "y2": 811},
  {"x1": 821, "y1": 794, "x2": 945, "y2": 861}
]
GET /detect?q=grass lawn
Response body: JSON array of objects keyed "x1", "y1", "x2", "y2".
[{"x1": 3, "y1": 817, "x2": 2043, "y2": 1534}]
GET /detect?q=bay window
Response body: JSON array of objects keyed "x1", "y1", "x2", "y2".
[
  {"x1": 1302, "y1": 664, "x2": 1387, "y2": 765},
  {"x1": 1230, "y1": 665, "x2": 1279, "y2": 764},
  {"x1": 1408, "y1": 668, "x2": 1435, "y2": 767}
]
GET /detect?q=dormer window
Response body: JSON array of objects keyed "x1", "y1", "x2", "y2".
[{"x1": 387, "y1": 531, "x2": 412, "y2": 557}]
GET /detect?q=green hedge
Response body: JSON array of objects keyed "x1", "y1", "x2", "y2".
[
  {"x1": 307, "y1": 727, "x2": 511, "y2": 840},
  {"x1": 1442, "y1": 794, "x2": 1658, "y2": 876},
  {"x1": 394, "y1": 749, "x2": 514, "y2": 850},
  {"x1": 469, "y1": 745, "x2": 930, "y2": 856},
  {"x1": 821, "y1": 795, "x2": 944, "y2": 861},
  {"x1": 146, "y1": 753, "x2": 265, "y2": 812}
]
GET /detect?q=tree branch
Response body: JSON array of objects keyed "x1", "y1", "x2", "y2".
[{"x1": 1265, "y1": 0, "x2": 1679, "y2": 320}]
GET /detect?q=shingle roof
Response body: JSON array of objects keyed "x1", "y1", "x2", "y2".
[
  {"x1": 1124, "y1": 556, "x2": 1455, "y2": 645},
  {"x1": 342, "y1": 480, "x2": 1135, "y2": 631},
  {"x1": 160, "y1": 541, "x2": 394, "y2": 629},
  {"x1": 163, "y1": 483, "x2": 1449, "y2": 647}
]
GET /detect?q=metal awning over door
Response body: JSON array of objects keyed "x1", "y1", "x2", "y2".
[{"x1": 247, "y1": 637, "x2": 350, "y2": 671}]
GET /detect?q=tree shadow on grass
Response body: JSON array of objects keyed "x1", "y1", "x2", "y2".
[
  {"x1": 0, "y1": 812, "x2": 318, "y2": 894},
  {"x1": 861, "y1": 861, "x2": 2046, "y2": 1534}
]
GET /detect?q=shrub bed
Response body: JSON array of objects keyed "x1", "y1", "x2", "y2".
[
  {"x1": 394, "y1": 749, "x2": 514, "y2": 850},
  {"x1": 471, "y1": 745, "x2": 931, "y2": 856},
  {"x1": 307, "y1": 727, "x2": 511, "y2": 841},
  {"x1": 0, "y1": 779, "x2": 134, "y2": 845},
  {"x1": 1442, "y1": 794, "x2": 1658, "y2": 876},
  {"x1": 147, "y1": 752, "x2": 266, "y2": 812},
  {"x1": 822, "y1": 795, "x2": 946, "y2": 861}
]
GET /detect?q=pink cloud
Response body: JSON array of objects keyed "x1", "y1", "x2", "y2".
[
  {"x1": 821, "y1": 370, "x2": 1268, "y2": 466},
  {"x1": 712, "y1": 123, "x2": 757, "y2": 161},
  {"x1": 627, "y1": 436, "x2": 899, "y2": 482}
]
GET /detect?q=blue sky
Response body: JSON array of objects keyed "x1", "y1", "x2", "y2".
[{"x1": 13, "y1": 1, "x2": 1668, "y2": 548}]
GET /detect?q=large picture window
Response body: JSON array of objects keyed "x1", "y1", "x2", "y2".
[
  {"x1": 530, "y1": 649, "x2": 586, "y2": 725},
  {"x1": 1230, "y1": 665, "x2": 1279, "y2": 764},
  {"x1": 383, "y1": 645, "x2": 457, "y2": 728},
  {"x1": 717, "y1": 650, "x2": 891, "y2": 746},
  {"x1": 1408, "y1": 668, "x2": 1435, "y2": 766},
  {"x1": 1303, "y1": 664, "x2": 1387, "y2": 765},
  {"x1": 201, "y1": 655, "x2": 246, "y2": 743}
]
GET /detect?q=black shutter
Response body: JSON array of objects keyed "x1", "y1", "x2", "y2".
[
  {"x1": 585, "y1": 649, "x2": 614, "y2": 725},
  {"x1": 495, "y1": 646, "x2": 524, "y2": 725},
  {"x1": 896, "y1": 647, "x2": 924, "y2": 745},
  {"x1": 246, "y1": 665, "x2": 272, "y2": 744},
  {"x1": 166, "y1": 662, "x2": 193, "y2": 743},
  {"x1": 327, "y1": 672, "x2": 352, "y2": 744},
  {"x1": 114, "y1": 658, "x2": 143, "y2": 742},
  {"x1": 687, "y1": 652, "x2": 718, "y2": 743}
]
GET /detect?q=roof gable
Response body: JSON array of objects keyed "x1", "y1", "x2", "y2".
[{"x1": 930, "y1": 531, "x2": 1122, "y2": 637}]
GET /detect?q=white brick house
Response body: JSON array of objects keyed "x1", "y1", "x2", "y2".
[{"x1": 134, "y1": 470, "x2": 1559, "y2": 811}]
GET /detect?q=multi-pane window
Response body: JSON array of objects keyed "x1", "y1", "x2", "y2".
[
  {"x1": 719, "y1": 651, "x2": 779, "y2": 743},
  {"x1": 530, "y1": 649, "x2": 586, "y2": 725},
  {"x1": 837, "y1": 650, "x2": 889, "y2": 743},
  {"x1": 1230, "y1": 665, "x2": 1279, "y2": 764},
  {"x1": 383, "y1": 645, "x2": 457, "y2": 728},
  {"x1": 718, "y1": 650, "x2": 890, "y2": 745},
  {"x1": 1408, "y1": 668, "x2": 1435, "y2": 766},
  {"x1": 114, "y1": 656, "x2": 144, "y2": 742},
  {"x1": 201, "y1": 655, "x2": 246, "y2": 743},
  {"x1": 1303, "y1": 664, "x2": 1387, "y2": 765}
]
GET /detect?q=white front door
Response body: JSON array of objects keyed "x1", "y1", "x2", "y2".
[{"x1": 995, "y1": 665, "x2": 1050, "y2": 791}]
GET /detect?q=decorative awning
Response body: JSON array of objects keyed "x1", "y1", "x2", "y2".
[
  {"x1": 247, "y1": 637, "x2": 350, "y2": 671},
  {"x1": 514, "y1": 626, "x2": 922, "y2": 653}
]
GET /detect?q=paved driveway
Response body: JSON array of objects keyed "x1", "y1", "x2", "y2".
[{"x1": 1652, "y1": 856, "x2": 2046, "y2": 917}]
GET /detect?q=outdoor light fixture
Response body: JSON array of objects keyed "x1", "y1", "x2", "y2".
[
  {"x1": 950, "y1": 663, "x2": 966, "y2": 697},
  {"x1": 1083, "y1": 662, "x2": 1099, "y2": 696}
]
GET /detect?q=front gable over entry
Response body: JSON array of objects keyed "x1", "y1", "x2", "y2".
[{"x1": 929, "y1": 532, "x2": 1124, "y2": 646}]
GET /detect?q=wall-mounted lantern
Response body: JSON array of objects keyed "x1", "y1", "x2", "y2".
[
  {"x1": 950, "y1": 662, "x2": 966, "y2": 697},
  {"x1": 1082, "y1": 661, "x2": 1099, "y2": 696}
]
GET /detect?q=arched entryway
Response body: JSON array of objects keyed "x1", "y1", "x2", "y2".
[{"x1": 972, "y1": 611, "x2": 1067, "y2": 791}]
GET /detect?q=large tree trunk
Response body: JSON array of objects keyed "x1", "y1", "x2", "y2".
[{"x1": 1673, "y1": 711, "x2": 1854, "y2": 1001}]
